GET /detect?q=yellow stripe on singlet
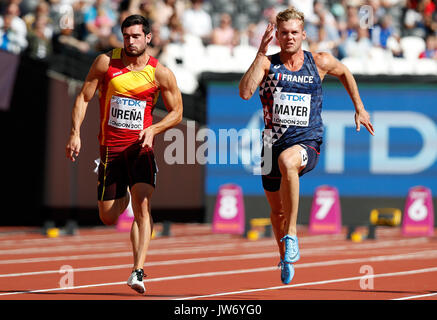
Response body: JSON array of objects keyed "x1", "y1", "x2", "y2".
[{"x1": 100, "y1": 146, "x2": 109, "y2": 201}]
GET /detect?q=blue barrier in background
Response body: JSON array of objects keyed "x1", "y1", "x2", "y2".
[{"x1": 206, "y1": 81, "x2": 437, "y2": 197}]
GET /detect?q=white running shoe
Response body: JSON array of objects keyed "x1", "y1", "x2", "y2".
[{"x1": 127, "y1": 268, "x2": 146, "y2": 294}]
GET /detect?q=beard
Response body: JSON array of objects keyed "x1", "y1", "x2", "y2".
[{"x1": 124, "y1": 46, "x2": 146, "y2": 57}]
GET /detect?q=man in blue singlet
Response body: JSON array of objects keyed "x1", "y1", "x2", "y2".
[{"x1": 239, "y1": 7, "x2": 374, "y2": 285}]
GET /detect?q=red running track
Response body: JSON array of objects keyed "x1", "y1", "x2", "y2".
[{"x1": 0, "y1": 223, "x2": 436, "y2": 300}]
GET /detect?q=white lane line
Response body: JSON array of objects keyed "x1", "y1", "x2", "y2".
[
  {"x1": 0, "y1": 232, "x2": 236, "y2": 248},
  {"x1": 1, "y1": 249, "x2": 437, "y2": 279},
  {"x1": 0, "y1": 251, "x2": 133, "y2": 265},
  {"x1": 0, "y1": 241, "x2": 267, "y2": 257},
  {"x1": 0, "y1": 252, "x2": 276, "y2": 278},
  {"x1": 175, "y1": 266, "x2": 437, "y2": 300},
  {"x1": 0, "y1": 231, "x2": 343, "y2": 251},
  {"x1": 0, "y1": 225, "x2": 427, "y2": 257},
  {"x1": 0, "y1": 266, "x2": 276, "y2": 296},
  {"x1": 2, "y1": 250, "x2": 437, "y2": 296},
  {"x1": 0, "y1": 233, "x2": 128, "y2": 246},
  {"x1": 393, "y1": 292, "x2": 437, "y2": 300},
  {"x1": 0, "y1": 237, "x2": 430, "y2": 265},
  {"x1": 2, "y1": 264, "x2": 437, "y2": 298},
  {"x1": 0, "y1": 242, "x2": 129, "y2": 255}
]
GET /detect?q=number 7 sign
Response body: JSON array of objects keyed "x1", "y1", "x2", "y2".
[{"x1": 309, "y1": 185, "x2": 342, "y2": 234}]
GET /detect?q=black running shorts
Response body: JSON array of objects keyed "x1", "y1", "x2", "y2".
[{"x1": 97, "y1": 143, "x2": 157, "y2": 201}]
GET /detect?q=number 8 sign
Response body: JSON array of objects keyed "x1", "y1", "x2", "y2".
[
  {"x1": 212, "y1": 184, "x2": 245, "y2": 235},
  {"x1": 218, "y1": 195, "x2": 238, "y2": 219},
  {"x1": 402, "y1": 186, "x2": 434, "y2": 237},
  {"x1": 309, "y1": 185, "x2": 342, "y2": 234}
]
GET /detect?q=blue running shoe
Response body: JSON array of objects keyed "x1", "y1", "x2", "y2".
[
  {"x1": 278, "y1": 259, "x2": 295, "y2": 284},
  {"x1": 281, "y1": 235, "x2": 300, "y2": 263}
]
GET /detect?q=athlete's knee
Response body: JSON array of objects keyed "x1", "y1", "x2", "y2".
[
  {"x1": 278, "y1": 148, "x2": 302, "y2": 175},
  {"x1": 268, "y1": 198, "x2": 284, "y2": 218},
  {"x1": 270, "y1": 208, "x2": 285, "y2": 220},
  {"x1": 133, "y1": 205, "x2": 152, "y2": 223},
  {"x1": 278, "y1": 157, "x2": 300, "y2": 178}
]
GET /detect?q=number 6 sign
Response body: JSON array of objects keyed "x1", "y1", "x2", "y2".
[
  {"x1": 402, "y1": 186, "x2": 434, "y2": 237},
  {"x1": 309, "y1": 185, "x2": 342, "y2": 234}
]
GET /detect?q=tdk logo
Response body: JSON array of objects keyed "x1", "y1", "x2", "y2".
[
  {"x1": 280, "y1": 94, "x2": 306, "y2": 102},
  {"x1": 115, "y1": 98, "x2": 141, "y2": 107}
]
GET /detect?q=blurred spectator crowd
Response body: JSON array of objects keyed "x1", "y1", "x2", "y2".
[{"x1": 1, "y1": 0, "x2": 437, "y2": 93}]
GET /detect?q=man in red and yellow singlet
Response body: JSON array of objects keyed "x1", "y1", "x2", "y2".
[{"x1": 66, "y1": 15, "x2": 183, "y2": 294}]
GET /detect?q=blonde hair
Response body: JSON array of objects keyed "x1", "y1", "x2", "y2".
[{"x1": 276, "y1": 7, "x2": 305, "y2": 27}]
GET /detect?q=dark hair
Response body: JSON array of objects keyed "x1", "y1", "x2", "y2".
[{"x1": 121, "y1": 15, "x2": 151, "y2": 35}]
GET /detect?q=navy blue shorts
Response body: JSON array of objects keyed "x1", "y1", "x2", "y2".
[{"x1": 261, "y1": 140, "x2": 321, "y2": 192}]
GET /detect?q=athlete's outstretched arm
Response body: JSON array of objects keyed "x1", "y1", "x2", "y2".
[
  {"x1": 314, "y1": 52, "x2": 375, "y2": 136},
  {"x1": 138, "y1": 63, "x2": 183, "y2": 148},
  {"x1": 239, "y1": 23, "x2": 274, "y2": 100},
  {"x1": 66, "y1": 53, "x2": 109, "y2": 161}
]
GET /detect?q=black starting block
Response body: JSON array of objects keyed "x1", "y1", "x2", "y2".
[
  {"x1": 64, "y1": 220, "x2": 78, "y2": 236},
  {"x1": 366, "y1": 224, "x2": 376, "y2": 239},
  {"x1": 161, "y1": 221, "x2": 171, "y2": 236},
  {"x1": 41, "y1": 220, "x2": 55, "y2": 235},
  {"x1": 152, "y1": 221, "x2": 172, "y2": 238},
  {"x1": 346, "y1": 225, "x2": 357, "y2": 240}
]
